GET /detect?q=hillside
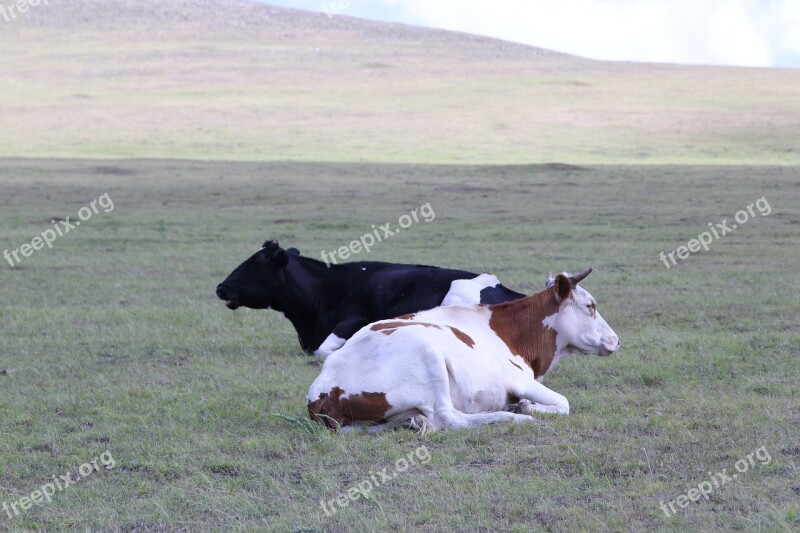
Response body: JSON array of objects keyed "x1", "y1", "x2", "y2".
[{"x1": 0, "y1": 0, "x2": 798, "y2": 164}]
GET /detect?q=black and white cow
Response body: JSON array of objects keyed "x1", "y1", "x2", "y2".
[{"x1": 216, "y1": 240, "x2": 525, "y2": 357}]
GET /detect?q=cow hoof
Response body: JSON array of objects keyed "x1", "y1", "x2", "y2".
[
  {"x1": 515, "y1": 399, "x2": 535, "y2": 416},
  {"x1": 407, "y1": 415, "x2": 431, "y2": 435},
  {"x1": 506, "y1": 399, "x2": 535, "y2": 415}
]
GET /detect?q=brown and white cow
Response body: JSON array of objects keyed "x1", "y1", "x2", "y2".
[{"x1": 307, "y1": 269, "x2": 620, "y2": 433}]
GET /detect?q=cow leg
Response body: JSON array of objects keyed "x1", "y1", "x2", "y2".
[
  {"x1": 312, "y1": 333, "x2": 347, "y2": 359},
  {"x1": 512, "y1": 380, "x2": 570, "y2": 415},
  {"x1": 425, "y1": 394, "x2": 534, "y2": 430},
  {"x1": 334, "y1": 401, "x2": 537, "y2": 433},
  {"x1": 419, "y1": 355, "x2": 535, "y2": 430},
  {"x1": 436, "y1": 409, "x2": 535, "y2": 429},
  {"x1": 505, "y1": 399, "x2": 535, "y2": 415},
  {"x1": 312, "y1": 318, "x2": 367, "y2": 358}
]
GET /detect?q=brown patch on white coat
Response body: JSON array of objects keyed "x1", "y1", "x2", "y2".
[
  {"x1": 370, "y1": 321, "x2": 440, "y2": 335},
  {"x1": 488, "y1": 271, "x2": 586, "y2": 378},
  {"x1": 307, "y1": 386, "x2": 392, "y2": 430},
  {"x1": 448, "y1": 327, "x2": 475, "y2": 348},
  {"x1": 371, "y1": 320, "x2": 475, "y2": 348}
]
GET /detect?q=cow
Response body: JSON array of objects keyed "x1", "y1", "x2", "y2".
[
  {"x1": 307, "y1": 268, "x2": 620, "y2": 433},
  {"x1": 215, "y1": 240, "x2": 525, "y2": 357}
]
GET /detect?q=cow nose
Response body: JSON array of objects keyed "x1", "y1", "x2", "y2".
[
  {"x1": 216, "y1": 284, "x2": 227, "y2": 298},
  {"x1": 602, "y1": 335, "x2": 620, "y2": 354}
]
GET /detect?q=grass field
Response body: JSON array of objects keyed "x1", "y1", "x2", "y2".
[
  {"x1": 1, "y1": 159, "x2": 798, "y2": 531},
  {"x1": 1, "y1": 0, "x2": 800, "y2": 531}
]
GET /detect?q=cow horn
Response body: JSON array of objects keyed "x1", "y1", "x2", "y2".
[{"x1": 569, "y1": 268, "x2": 593, "y2": 285}]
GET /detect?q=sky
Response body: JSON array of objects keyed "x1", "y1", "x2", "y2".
[{"x1": 256, "y1": 0, "x2": 800, "y2": 68}]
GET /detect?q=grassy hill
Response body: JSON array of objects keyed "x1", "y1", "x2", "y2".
[{"x1": 0, "y1": 0, "x2": 798, "y2": 164}]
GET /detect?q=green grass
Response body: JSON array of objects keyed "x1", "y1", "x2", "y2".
[{"x1": 1, "y1": 159, "x2": 798, "y2": 531}]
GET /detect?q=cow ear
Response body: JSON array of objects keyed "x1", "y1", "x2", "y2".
[
  {"x1": 275, "y1": 249, "x2": 290, "y2": 268},
  {"x1": 554, "y1": 273, "x2": 572, "y2": 302},
  {"x1": 287, "y1": 248, "x2": 300, "y2": 256}
]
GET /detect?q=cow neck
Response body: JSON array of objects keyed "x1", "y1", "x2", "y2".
[
  {"x1": 488, "y1": 287, "x2": 561, "y2": 378},
  {"x1": 276, "y1": 255, "x2": 328, "y2": 346}
]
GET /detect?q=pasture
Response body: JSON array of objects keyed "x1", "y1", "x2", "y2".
[{"x1": 1, "y1": 159, "x2": 798, "y2": 531}]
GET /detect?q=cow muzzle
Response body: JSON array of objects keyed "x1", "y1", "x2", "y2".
[
  {"x1": 215, "y1": 284, "x2": 241, "y2": 310},
  {"x1": 599, "y1": 335, "x2": 620, "y2": 357}
]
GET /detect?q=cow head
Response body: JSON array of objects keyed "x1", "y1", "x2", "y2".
[
  {"x1": 544, "y1": 269, "x2": 620, "y2": 357},
  {"x1": 216, "y1": 240, "x2": 298, "y2": 310}
]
